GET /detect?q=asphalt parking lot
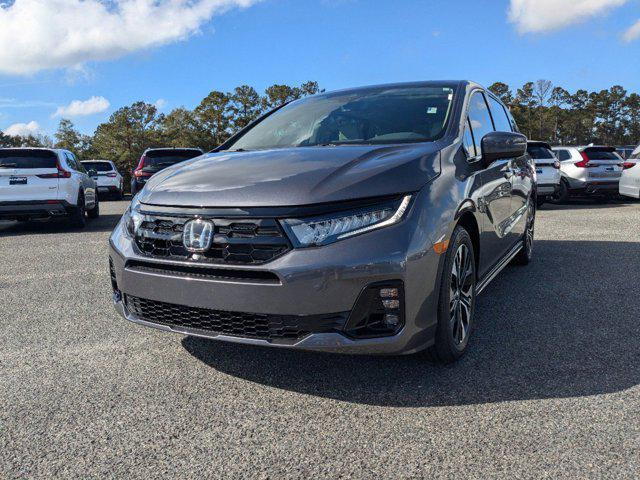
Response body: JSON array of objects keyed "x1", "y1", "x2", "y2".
[{"x1": 1, "y1": 199, "x2": 639, "y2": 479}]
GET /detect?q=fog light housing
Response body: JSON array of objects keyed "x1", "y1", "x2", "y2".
[{"x1": 344, "y1": 281, "x2": 405, "y2": 338}]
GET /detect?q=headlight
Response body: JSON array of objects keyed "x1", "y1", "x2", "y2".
[
  {"x1": 281, "y1": 195, "x2": 412, "y2": 247},
  {"x1": 121, "y1": 198, "x2": 145, "y2": 238}
]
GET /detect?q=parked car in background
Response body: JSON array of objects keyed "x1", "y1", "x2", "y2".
[
  {"x1": 0, "y1": 148, "x2": 99, "y2": 227},
  {"x1": 616, "y1": 145, "x2": 636, "y2": 159},
  {"x1": 131, "y1": 148, "x2": 203, "y2": 195},
  {"x1": 551, "y1": 146, "x2": 623, "y2": 202},
  {"x1": 527, "y1": 141, "x2": 560, "y2": 207},
  {"x1": 81, "y1": 160, "x2": 124, "y2": 199},
  {"x1": 619, "y1": 144, "x2": 640, "y2": 199},
  {"x1": 110, "y1": 81, "x2": 535, "y2": 363}
]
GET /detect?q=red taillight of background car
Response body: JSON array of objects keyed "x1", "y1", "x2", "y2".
[
  {"x1": 37, "y1": 160, "x2": 72, "y2": 179},
  {"x1": 574, "y1": 151, "x2": 594, "y2": 168},
  {"x1": 622, "y1": 162, "x2": 636, "y2": 170},
  {"x1": 133, "y1": 155, "x2": 152, "y2": 178}
]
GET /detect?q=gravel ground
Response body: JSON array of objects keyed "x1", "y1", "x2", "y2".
[{"x1": 1, "y1": 199, "x2": 639, "y2": 479}]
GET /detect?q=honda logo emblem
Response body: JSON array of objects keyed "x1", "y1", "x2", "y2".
[{"x1": 183, "y1": 219, "x2": 214, "y2": 253}]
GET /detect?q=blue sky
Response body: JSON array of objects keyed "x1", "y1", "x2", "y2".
[{"x1": 1, "y1": 0, "x2": 639, "y2": 137}]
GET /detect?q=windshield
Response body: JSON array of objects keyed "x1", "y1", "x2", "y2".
[
  {"x1": 0, "y1": 149, "x2": 57, "y2": 169},
  {"x1": 143, "y1": 150, "x2": 202, "y2": 168},
  {"x1": 224, "y1": 86, "x2": 456, "y2": 151},
  {"x1": 82, "y1": 161, "x2": 113, "y2": 172}
]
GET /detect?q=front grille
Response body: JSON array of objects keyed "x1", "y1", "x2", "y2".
[
  {"x1": 124, "y1": 295, "x2": 347, "y2": 342},
  {"x1": 135, "y1": 216, "x2": 290, "y2": 265}
]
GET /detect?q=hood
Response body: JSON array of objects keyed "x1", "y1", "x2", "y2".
[{"x1": 138, "y1": 144, "x2": 442, "y2": 208}]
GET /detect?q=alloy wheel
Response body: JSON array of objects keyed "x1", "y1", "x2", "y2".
[{"x1": 450, "y1": 244, "x2": 474, "y2": 346}]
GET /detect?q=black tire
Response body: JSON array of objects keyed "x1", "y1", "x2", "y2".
[
  {"x1": 512, "y1": 200, "x2": 535, "y2": 266},
  {"x1": 427, "y1": 226, "x2": 477, "y2": 364},
  {"x1": 536, "y1": 197, "x2": 546, "y2": 208},
  {"x1": 116, "y1": 188, "x2": 124, "y2": 200},
  {"x1": 87, "y1": 194, "x2": 100, "y2": 219},
  {"x1": 549, "y1": 179, "x2": 569, "y2": 204},
  {"x1": 69, "y1": 192, "x2": 87, "y2": 228}
]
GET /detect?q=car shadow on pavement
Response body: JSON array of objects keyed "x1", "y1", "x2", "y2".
[
  {"x1": 0, "y1": 213, "x2": 122, "y2": 236},
  {"x1": 542, "y1": 198, "x2": 637, "y2": 210},
  {"x1": 183, "y1": 239, "x2": 640, "y2": 407}
]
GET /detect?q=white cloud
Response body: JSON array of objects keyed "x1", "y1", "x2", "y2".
[
  {"x1": 4, "y1": 121, "x2": 41, "y2": 137},
  {"x1": 154, "y1": 99, "x2": 168, "y2": 110},
  {"x1": 508, "y1": 0, "x2": 629, "y2": 33},
  {"x1": 623, "y1": 19, "x2": 640, "y2": 41},
  {"x1": 0, "y1": 0, "x2": 261, "y2": 75},
  {"x1": 54, "y1": 96, "x2": 110, "y2": 117}
]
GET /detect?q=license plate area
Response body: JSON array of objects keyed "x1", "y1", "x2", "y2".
[
  {"x1": 589, "y1": 171, "x2": 621, "y2": 178},
  {"x1": 9, "y1": 176, "x2": 27, "y2": 185}
]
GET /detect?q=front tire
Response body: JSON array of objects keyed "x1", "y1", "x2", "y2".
[{"x1": 428, "y1": 226, "x2": 477, "y2": 364}]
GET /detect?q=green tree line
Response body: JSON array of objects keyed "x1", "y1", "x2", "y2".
[
  {"x1": 489, "y1": 80, "x2": 640, "y2": 146},
  {"x1": 2, "y1": 79, "x2": 638, "y2": 177},
  {"x1": 0, "y1": 81, "x2": 322, "y2": 175}
]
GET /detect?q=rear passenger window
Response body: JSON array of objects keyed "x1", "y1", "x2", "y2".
[
  {"x1": 556, "y1": 150, "x2": 571, "y2": 161},
  {"x1": 487, "y1": 96, "x2": 513, "y2": 133},
  {"x1": 467, "y1": 92, "x2": 494, "y2": 156}
]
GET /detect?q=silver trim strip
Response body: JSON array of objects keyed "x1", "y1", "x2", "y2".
[{"x1": 476, "y1": 241, "x2": 523, "y2": 295}]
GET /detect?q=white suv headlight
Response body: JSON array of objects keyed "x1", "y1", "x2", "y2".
[{"x1": 281, "y1": 195, "x2": 412, "y2": 247}]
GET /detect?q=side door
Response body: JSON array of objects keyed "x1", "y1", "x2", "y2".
[
  {"x1": 66, "y1": 152, "x2": 96, "y2": 208},
  {"x1": 487, "y1": 95, "x2": 533, "y2": 243},
  {"x1": 465, "y1": 90, "x2": 513, "y2": 274}
]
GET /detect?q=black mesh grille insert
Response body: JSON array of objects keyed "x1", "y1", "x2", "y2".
[
  {"x1": 134, "y1": 216, "x2": 290, "y2": 265},
  {"x1": 109, "y1": 257, "x2": 118, "y2": 291},
  {"x1": 124, "y1": 295, "x2": 348, "y2": 342}
]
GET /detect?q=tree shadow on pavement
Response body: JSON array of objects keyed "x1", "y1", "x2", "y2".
[{"x1": 183, "y1": 239, "x2": 640, "y2": 407}]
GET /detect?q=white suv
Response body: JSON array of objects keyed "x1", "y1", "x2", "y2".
[
  {"x1": 0, "y1": 148, "x2": 99, "y2": 227},
  {"x1": 551, "y1": 146, "x2": 624, "y2": 201},
  {"x1": 81, "y1": 160, "x2": 124, "y2": 199}
]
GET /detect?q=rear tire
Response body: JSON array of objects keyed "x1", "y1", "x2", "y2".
[
  {"x1": 549, "y1": 179, "x2": 569, "y2": 204},
  {"x1": 69, "y1": 192, "x2": 87, "y2": 228},
  {"x1": 512, "y1": 200, "x2": 535, "y2": 266},
  {"x1": 87, "y1": 195, "x2": 100, "y2": 219},
  {"x1": 427, "y1": 226, "x2": 477, "y2": 364}
]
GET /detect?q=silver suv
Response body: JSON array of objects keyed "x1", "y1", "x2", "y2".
[{"x1": 551, "y1": 146, "x2": 624, "y2": 201}]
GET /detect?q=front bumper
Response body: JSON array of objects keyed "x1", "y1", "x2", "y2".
[{"x1": 108, "y1": 197, "x2": 442, "y2": 355}]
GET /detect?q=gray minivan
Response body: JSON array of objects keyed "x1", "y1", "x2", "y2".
[{"x1": 109, "y1": 81, "x2": 536, "y2": 363}]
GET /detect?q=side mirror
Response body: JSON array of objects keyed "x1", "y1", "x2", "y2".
[{"x1": 480, "y1": 131, "x2": 527, "y2": 168}]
